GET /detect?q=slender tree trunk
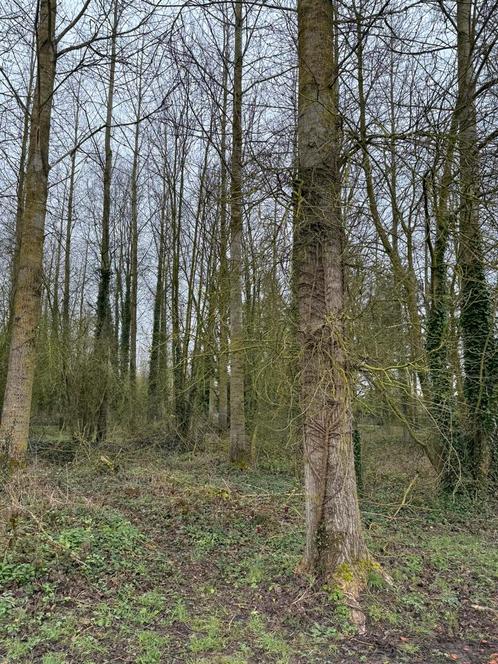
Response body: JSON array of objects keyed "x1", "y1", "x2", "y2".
[
  {"x1": 0, "y1": 0, "x2": 57, "y2": 467},
  {"x1": 51, "y1": 213, "x2": 63, "y2": 338},
  {"x1": 295, "y1": 0, "x2": 368, "y2": 626},
  {"x1": 229, "y1": 0, "x2": 249, "y2": 466},
  {"x1": 129, "y1": 58, "x2": 143, "y2": 415},
  {"x1": 60, "y1": 122, "x2": 78, "y2": 430},
  {"x1": 218, "y1": 19, "x2": 230, "y2": 433},
  {"x1": 149, "y1": 132, "x2": 169, "y2": 421},
  {"x1": 94, "y1": 0, "x2": 118, "y2": 443},
  {"x1": 10, "y1": 41, "x2": 36, "y2": 322},
  {"x1": 79, "y1": 240, "x2": 88, "y2": 322},
  {"x1": 171, "y1": 130, "x2": 187, "y2": 435},
  {"x1": 62, "y1": 108, "x2": 79, "y2": 340},
  {"x1": 119, "y1": 240, "x2": 130, "y2": 376},
  {"x1": 148, "y1": 201, "x2": 166, "y2": 422}
]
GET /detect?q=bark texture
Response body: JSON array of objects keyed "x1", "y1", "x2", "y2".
[
  {"x1": 0, "y1": 0, "x2": 57, "y2": 466},
  {"x1": 94, "y1": 0, "x2": 118, "y2": 443},
  {"x1": 295, "y1": 0, "x2": 368, "y2": 600},
  {"x1": 218, "y1": 20, "x2": 230, "y2": 432},
  {"x1": 456, "y1": 0, "x2": 497, "y2": 487},
  {"x1": 229, "y1": 0, "x2": 249, "y2": 466}
]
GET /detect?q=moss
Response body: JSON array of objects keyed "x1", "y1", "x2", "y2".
[
  {"x1": 333, "y1": 562, "x2": 355, "y2": 585},
  {"x1": 327, "y1": 558, "x2": 388, "y2": 602}
]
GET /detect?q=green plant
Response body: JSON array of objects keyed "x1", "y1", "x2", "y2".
[
  {"x1": 137, "y1": 630, "x2": 168, "y2": 664},
  {"x1": 0, "y1": 561, "x2": 38, "y2": 586}
]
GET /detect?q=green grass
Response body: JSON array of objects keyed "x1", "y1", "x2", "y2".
[{"x1": 0, "y1": 436, "x2": 497, "y2": 663}]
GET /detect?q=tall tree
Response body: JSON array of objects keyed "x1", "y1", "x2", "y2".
[
  {"x1": 229, "y1": 0, "x2": 249, "y2": 466},
  {"x1": 295, "y1": 0, "x2": 368, "y2": 626},
  {"x1": 94, "y1": 0, "x2": 119, "y2": 443},
  {"x1": 128, "y1": 48, "x2": 145, "y2": 420},
  {"x1": 218, "y1": 15, "x2": 230, "y2": 433},
  {"x1": 0, "y1": 0, "x2": 57, "y2": 467},
  {"x1": 10, "y1": 37, "x2": 36, "y2": 323},
  {"x1": 148, "y1": 152, "x2": 168, "y2": 422},
  {"x1": 456, "y1": 0, "x2": 497, "y2": 488}
]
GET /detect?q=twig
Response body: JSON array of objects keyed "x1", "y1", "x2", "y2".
[{"x1": 391, "y1": 473, "x2": 419, "y2": 519}]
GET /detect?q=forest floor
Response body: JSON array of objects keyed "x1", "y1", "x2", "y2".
[{"x1": 0, "y1": 428, "x2": 497, "y2": 664}]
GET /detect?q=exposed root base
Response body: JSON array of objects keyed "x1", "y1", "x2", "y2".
[{"x1": 296, "y1": 556, "x2": 391, "y2": 635}]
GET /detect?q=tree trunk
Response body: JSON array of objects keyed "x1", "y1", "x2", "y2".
[
  {"x1": 456, "y1": 0, "x2": 497, "y2": 488},
  {"x1": 425, "y1": 110, "x2": 459, "y2": 488},
  {"x1": 62, "y1": 107, "x2": 79, "y2": 341},
  {"x1": 129, "y1": 56, "x2": 143, "y2": 417},
  {"x1": 94, "y1": 0, "x2": 118, "y2": 443},
  {"x1": 170, "y1": 129, "x2": 187, "y2": 435},
  {"x1": 0, "y1": 0, "x2": 57, "y2": 467},
  {"x1": 229, "y1": 0, "x2": 249, "y2": 466},
  {"x1": 148, "y1": 142, "x2": 168, "y2": 422},
  {"x1": 9, "y1": 40, "x2": 36, "y2": 327},
  {"x1": 295, "y1": 0, "x2": 368, "y2": 625},
  {"x1": 218, "y1": 18, "x2": 230, "y2": 433}
]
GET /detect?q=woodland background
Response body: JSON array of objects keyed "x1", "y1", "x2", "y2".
[{"x1": 0, "y1": 0, "x2": 497, "y2": 662}]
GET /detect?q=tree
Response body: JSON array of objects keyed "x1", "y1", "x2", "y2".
[
  {"x1": 456, "y1": 0, "x2": 497, "y2": 489},
  {"x1": 94, "y1": 0, "x2": 119, "y2": 443},
  {"x1": 217, "y1": 16, "x2": 230, "y2": 434},
  {"x1": 148, "y1": 127, "x2": 169, "y2": 423},
  {"x1": 0, "y1": 0, "x2": 57, "y2": 468},
  {"x1": 295, "y1": 0, "x2": 369, "y2": 627},
  {"x1": 229, "y1": 0, "x2": 249, "y2": 466}
]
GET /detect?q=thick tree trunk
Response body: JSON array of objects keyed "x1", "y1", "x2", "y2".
[
  {"x1": 0, "y1": 0, "x2": 57, "y2": 466},
  {"x1": 457, "y1": 0, "x2": 497, "y2": 488},
  {"x1": 229, "y1": 0, "x2": 249, "y2": 466},
  {"x1": 295, "y1": 0, "x2": 368, "y2": 622}
]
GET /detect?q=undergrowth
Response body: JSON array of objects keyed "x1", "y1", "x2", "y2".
[{"x1": 0, "y1": 432, "x2": 497, "y2": 663}]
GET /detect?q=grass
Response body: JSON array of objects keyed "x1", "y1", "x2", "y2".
[{"x1": 0, "y1": 430, "x2": 497, "y2": 663}]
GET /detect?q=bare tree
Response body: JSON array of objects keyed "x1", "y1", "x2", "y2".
[
  {"x1": 0, "y1": 0, "x2": 57, "y2": 467},
  {"x1": 229, "y1": 0, "x2": 249, "y2": 466},
  {"x1": 295, "y1": 0, "x2": 369, "y2": 628}
]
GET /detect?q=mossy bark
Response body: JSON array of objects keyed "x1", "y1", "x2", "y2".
[
  {"x1": 94, "y1": 0, "x2": 119, "y2": 443},
  {"x1": 456, "y1": 0, "x2": 497, "y2": 489},
  {"x1": 295, "y1": 0, "x2": 368, "y2": 622}
]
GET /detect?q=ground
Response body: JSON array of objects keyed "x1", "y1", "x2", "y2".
[{"x1": 0, "y1": 428, "x2": 497, "y2": 663}]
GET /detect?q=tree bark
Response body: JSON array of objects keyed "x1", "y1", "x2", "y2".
[
  {"x1": 295, "y1": 0, "x2": 368, "y2": 623},
  {"x1": 218, "y1": 17, "x2": 230, "y2": 433},
  {"x1": 129, "y1": 52, "x2": 144, "y2": 417},
  {"x1": 456, "y1": 0, "x2": 497, "y2": 488},
  {"x1": 229, "y1": 0, "x2": 249, "y2": 466},
  {"x1": 62, "y1": 102, "x2": 79, "y2": 341},
  {"x1": 148, "y1": 139, "x2": 168, "y2": 422},
  {"x1": 9, "y1": 40, "x2": 36, "y2": 327},
  {"x1": 0, "y1": 0, "x2": 57, "y2": 467},
  {"x1": 94, "y1": 0, "x2": 118, "y2": 443}
]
